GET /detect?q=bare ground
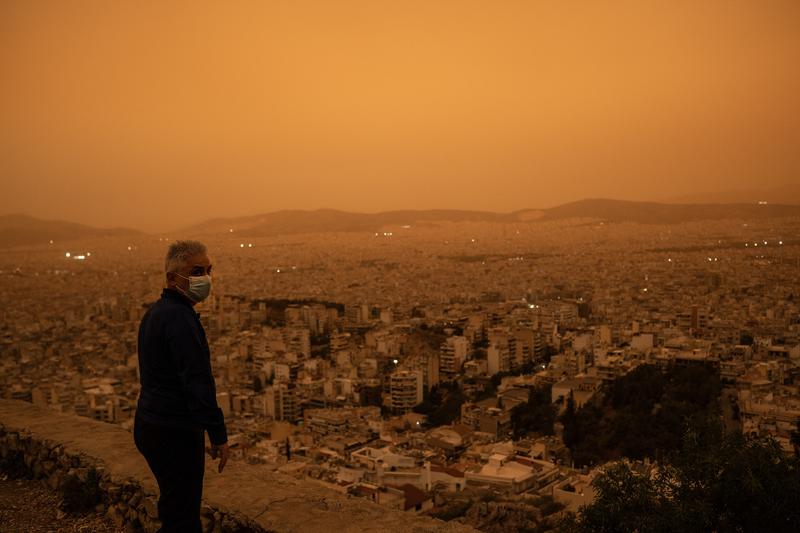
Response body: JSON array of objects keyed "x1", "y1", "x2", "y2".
[{"x1": 0, "y1": 474, "x2": 121, "y2": 533}]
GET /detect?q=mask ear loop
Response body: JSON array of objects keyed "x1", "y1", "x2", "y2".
[
  {"x1": 171, "y1": 273, "x2": 192, "y2": 298},
  {"x1": 173, "y1": 273, "x2": 211, "y2": 302}
]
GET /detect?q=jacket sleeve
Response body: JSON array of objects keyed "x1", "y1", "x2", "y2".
[{"x1": 164, "y1": 309, "x2": 228, "y2": 445}]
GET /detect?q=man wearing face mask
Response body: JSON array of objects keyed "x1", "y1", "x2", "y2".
[{"x1": 134, "y1": 240, "x2": 229, "y2": 533}]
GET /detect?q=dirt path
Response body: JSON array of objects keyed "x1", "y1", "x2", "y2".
[{"x1": 0, "y1": 474, "x2": 121, "y2": 533}]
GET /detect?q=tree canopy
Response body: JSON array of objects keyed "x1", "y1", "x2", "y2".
[
  {"x1": 560, "y1": 364, "x2": 721, "y2": 467},
  {"x1": 511, "y1": 384, "x2": 557, "y2": 438},
  {"x1": 561, "y1": 419, "x2": 800, "y2": 533}
]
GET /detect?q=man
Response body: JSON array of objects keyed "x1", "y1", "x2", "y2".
[{"x1": 134, "y1": 240, "x2": 229, "y2": 532}]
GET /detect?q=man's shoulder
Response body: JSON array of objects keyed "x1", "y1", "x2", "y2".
[{"x1": 146, "y1": 295, "x2": 196, "y2": 323}]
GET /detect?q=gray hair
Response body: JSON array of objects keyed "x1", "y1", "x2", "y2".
[{"x1": 165, "y1": 240, "x2": 207, "y2": 274}]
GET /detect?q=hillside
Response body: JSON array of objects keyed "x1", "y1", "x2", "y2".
[
  {"x1": 0, "y1": 214, "x2": 141, "y2": 248},
  {"x1": 538, "y1": 198, "x2": 800, "y2": 224},
  {"x1": 182, "y1": 200, "x2": 800, "y2": 237},
  {"x1": 182, "y1": 208, "x2": 513, "y2": 236},
  {"x1": 7, "y1": 198, "x2": 800, "y2": 243}
]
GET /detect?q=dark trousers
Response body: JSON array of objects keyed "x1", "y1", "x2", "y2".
[{"x1": 134, "y1": 415, "x2": 205, "y2": 533}]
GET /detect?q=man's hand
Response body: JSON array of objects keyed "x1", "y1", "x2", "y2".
[{"x1": 209, "y1": 442, "x2": 230, "y2": 473}]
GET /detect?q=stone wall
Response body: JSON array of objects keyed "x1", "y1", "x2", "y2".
[{"x1": 0, "y1": 400, "x2": 477, "y2": 533}]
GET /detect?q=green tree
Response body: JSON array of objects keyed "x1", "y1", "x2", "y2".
[
  {"x1": 425, "y1": 383, "x2": 465, "y2": 426},
  {"x1": 791, "y1": 418, "x2": 800, "y2": 457},
  {"x1": 511, "y1": 385, "x2": 556, "y2": 438},
  {"x1": 560, "y1": 364, "x2": 721, "y2": 467},
  {"x1": 568, "y1": 462, "x2": 675, "y2": 533},
  {"x1": 562, "y1": 419, "x2": 800, "y2": 533},
  {"x1": 560, "y1": 392, "x2": 578, "y2": 448}
]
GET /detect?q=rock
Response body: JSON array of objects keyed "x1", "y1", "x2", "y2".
[
  {"x1": 221, "y1": 516, "x2": 238, "y2": 533},
  {"x1": 128, "y1": 490, "x2": 142, "y2": 508},
  {"x1": 144, "y1": 518, "x2": 162, "y2": 533},
  {"x1": 107, "y1": 483, "x2": 122, "y2": 501},
  {"x1": 41, "y1": 460, "x2": 56, "y2": 474},
  {"x1": 201, "y1": 512, "x2": 214, "y2": 532},
  {"x1": 107, "y1": 505, "x2": 125, "y2": 528},
  {"x1": 47, "y1": 471, "x2": 62, "y2": 490},
  {"x1": 143, "y1": 496, "x2": 158, "y2": 517},
  {"x1": 74, "y1": 467, "x2": 89, "y2": 481}
]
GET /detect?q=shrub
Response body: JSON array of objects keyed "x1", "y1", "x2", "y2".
[
  {"x1": 0, "y1": 450, "x2": 34, "y2": 480},
  {"x1": 430, "y1": 499, "x2": 472, "y2": 521},
  {"x1": 59, "y1": 468, "x2": 104, "y2": 514}
]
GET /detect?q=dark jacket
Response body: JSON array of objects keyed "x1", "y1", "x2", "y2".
[{"x1": 136, "y1": 288, "x2": 227, "y2": 445}]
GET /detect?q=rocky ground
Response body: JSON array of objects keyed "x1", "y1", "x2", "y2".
[{"x1": 0, "y1": 474, "x2": 120, "y2": 533}]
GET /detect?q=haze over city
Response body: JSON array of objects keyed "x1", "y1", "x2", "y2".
[
  {"x1": 3, "y1": 1, "x2": 800, "y2": 231},
  {"x1": 2, "y1": 2, "x2": 800, "y2": 533}
]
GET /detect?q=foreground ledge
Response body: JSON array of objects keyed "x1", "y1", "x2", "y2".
[{"x1": 0, "y1": 400, "x2": 477, "y2": 533}]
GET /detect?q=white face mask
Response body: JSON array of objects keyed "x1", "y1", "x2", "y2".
[{"x1": 176, "y1": 273, "x2": 212, "y2": 303}]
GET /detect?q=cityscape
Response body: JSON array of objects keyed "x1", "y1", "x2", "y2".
[
  {"x1": 3, "y1": 1, "x2": 800, "y2": 531},
  {"x1": 2, "y1": 206, "x2": 800, "y2": 531}
]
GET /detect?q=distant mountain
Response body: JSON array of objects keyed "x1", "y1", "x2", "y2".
[
  {"x1": 183, "y1": 208, "x2": 513, "y2": 236},
  {"x1": 0, "y1": 214, "x2": 142, "y2": 248},
  {"x1": 183, "y1": 200, "x2": 800, "y2": 237},
  {"x1": 665, "y1": 183, "x2": 800, "y2": 205},
  {"x1": 8, "y1": 198, "x2": 800, "y2": 245},
  {"x1": 537, "y1": 198, "x2": 800, "y2": 224}
]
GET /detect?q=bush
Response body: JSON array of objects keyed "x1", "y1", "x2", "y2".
[
  {"x1": 0, "y1": 450, "x2": 34, "y2": 480},
  {"x1": 561, "y1": 364, "x2": 722, "y2": 467},
  {"x1": 59, "y1": 468, "x2": 104, "y2": 514},
  {"x1": 540, "y1": 499, "x2": 564, "y2": 517},
  {"x1": 563, "y1": 421, "x2": 800, "y2": 533},
  {"x1": 430, "y1": 499, "x2": 472, "y2": 521},
  {"x1": 511, "y1": 384, "x2": 556, "y2": 438}
]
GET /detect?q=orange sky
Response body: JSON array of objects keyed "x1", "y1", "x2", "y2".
[{"x1": 2, "y1": 0, "x2": 799, "y2": 232}]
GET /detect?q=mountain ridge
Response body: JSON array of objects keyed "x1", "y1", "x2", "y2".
[
  {"x1": 0, "y1": 214, "x2": 142, "y2": 249},
  {"x1": 4, "y1": 198, "x2": 800, "y2": 247},
  {"x1": 181, "y1": 199, "x2": 800, "y2": 236}
]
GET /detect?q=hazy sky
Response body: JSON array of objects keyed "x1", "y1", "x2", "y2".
[{"x1": 2, "y1": 1, "x2": 799, "y2": 232}]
